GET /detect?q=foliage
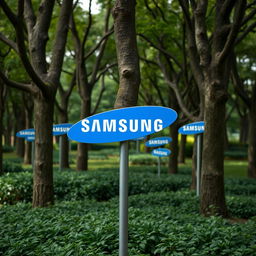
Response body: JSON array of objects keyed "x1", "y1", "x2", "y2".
[
  {"x1": 1, "y1": 166, "x2": 256, "y2": 207},
  {"x1": 0, "y1": 191, "x2": 256, "y2": 255},
  {"x1": 2, "y1": 145, "x2": 14, "y2": 153}
]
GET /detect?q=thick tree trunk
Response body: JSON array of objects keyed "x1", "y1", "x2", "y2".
[
  {"x1": 178, "y1": 135, "x2": 186, "y2": 164},
  {"x1": 32, "y1": 93, "x2": 54, "y2": 207},
  {"x1": 59, "y1": 111, "x2": 69, "y2": 169},
  {"x1": 113, "y1": 0, "x2": 140, "y2": 108},
  {"x1": 168, "y1": 123, "x2": 178, "y2": 174},
  {"x1": 200, "y1": 81, "x2": 228, "y2": 217},
  {"x1": 24, "y1": 99, "x2": 33, "y2": 164},
  {"x1": 76, "y1": 98, "x2": 91, "y2": 171},
  {"x1": 248, "y1": 106, "x2": 256, "y2": 178},
  {"x1": 239, "y1": 114, "x2": 248, "y2": 144}
]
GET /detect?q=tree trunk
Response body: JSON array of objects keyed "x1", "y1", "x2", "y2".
[
  {"x1": 32, "y1": 93, "x2": 54, "y2": 207},
  {"x1": 248, "y1": 106, "x2": 256, "y2": 178},
  {"x1": 113, "y1": 0, "x2": 140, "y2": 108},
  {"x1": 4, "y1": 104, "x2": 12, "y2": 146},
  {"x1": 178, "y1": 135, "x2": 186, "y2": 164},
  {"x1": 76, "y1": 98, "x2": 91, "y2": 171},
  {"x1": 200, "y1": 80, "x2": 228, "y2": 217},
  {"x1": 239, "y1": 114, "x2": 248, "y2": 144},
  {"x1": 59, "y1": 111, "x2": 69, "y2": 169},
  {"x1": 224, "y1": 123, "x2": 229, "y2": 150},
  {"x1": 24, "y1": 98, "x2": 33, "y2": 164},
  {"x1": 15, "y1": 107, "x2": 26, "y2": 158},
  {"x1": 145, "y1": 135, "x2": 151, "y2": 153},
  {"x1": 0, "y1": 84, "x2": 4, "y2": 175},
  {"x1": 191, "y1": 140, "x2": 196, "y2": 190},
  {"x1": 168, "y1": 123, "x2": 178, "y2": 174}
]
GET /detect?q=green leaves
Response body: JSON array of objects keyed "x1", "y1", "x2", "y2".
[{"x1": 1, "y1": 191, "x2": 256, "y2": 255}]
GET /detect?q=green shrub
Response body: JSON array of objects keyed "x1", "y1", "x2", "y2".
[
  {"x1": 129, "y1": 154, "x2": 168, "y2": 165},
  {"x1": 2, "y1": 160, "x2": 25, "y2": 173},
  {"x1": 2, "y1": 145, "x2": 14, "y2": 153},
  {"x1": 0, "y1": 192, "x2": 256, "y2": 255}
]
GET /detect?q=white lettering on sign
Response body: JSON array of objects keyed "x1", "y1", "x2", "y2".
[
  {"x1": 20, "y1": 131, "x2": 34, "y2": 136},
  {"x1": 154, "y1": 150, "x2": 168, "y2": 156},
  {"x1": 81, "y1": 119, "x2": 163, "y2": 133},
  {"x1": 183, "y1": 126, "x2": 204, "y2": 132},
  {"x1": 149, "y1": 139, "x2": 169, "y2": 145},
  {"x1": 53, "y1": 127, "x2": 70, "y2": 132}
]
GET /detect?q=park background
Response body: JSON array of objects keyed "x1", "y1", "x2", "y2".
[{"x1": 0, "y1": 0, "x2": 256, "y2": 255}]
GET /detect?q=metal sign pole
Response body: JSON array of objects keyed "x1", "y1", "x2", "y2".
[
  {"x1": 158, "y1": 156, "x2": 161, "y2": 177},
  {"x1": 59, "y1": 136, "x2": 63, "y2": 171},
  {"x1": 136, "y1": 140, "x2": 139, "y2": 153},
  {"x1": 32, "y1": 141, "x2": 35, "y2": 171},
  {"x1": 119, "y1": 141, "x2": 129, "y2": 256},
  {"x1": 196, "y1": 134, "x2": 202, "y2": 196}
]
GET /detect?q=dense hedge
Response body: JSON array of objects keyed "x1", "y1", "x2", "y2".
[
  {"x1": 1, "y1": 167, "x2": 256, "y2": 205},
  {"x1": 0, "y1": 191, "x2": 256, "y2": 256},
  {"x1": 0, "y1": 169, "x2": 190, "y2": 204}
]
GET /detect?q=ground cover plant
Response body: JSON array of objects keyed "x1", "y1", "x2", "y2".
[{"x1": 0, "y1": 191, "x2": 256, "y2": 256}]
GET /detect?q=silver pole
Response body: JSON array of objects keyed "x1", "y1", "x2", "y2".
[
  {"x1": 136, "y1": 140, "x2": 139, "y2": 153},
  {"x1": 158, "y1": 157, "x2": 161, "y2": 177},
  {"x1": 59, "y1": 136, "x2": 63, "y2": 171},
  {"x1": 32, "y1": 141, "x2": 35, "y2": 171},
  {"x1": 196, "y1": 134, "x2": 202, "y2": 196},
  {"x1": 119, "y1": 141, "x2": 129, "y2": 256}
]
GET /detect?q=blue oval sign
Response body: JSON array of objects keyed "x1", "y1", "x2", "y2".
[
  {"x1": 25, "y1": 136, "x2": 35, "y2": 142},
  {"x1": 16, "y1": 128, "x2": 35, "y2": 138},
  {"x1": 145, "y1": 136, "x2": 172, "y2": 147},
  {"x1": 68, "y1": 106, "x2": 178, "y2": 143},
  {"x1": 178, "y1": 121, "x2": 205, "y2": 135},
  {"x1": 53, "y1": 123, "x2": 73, "y2": 136},
  {"x1": 152, "y1": 148, "x2": 171, "y2": 157}
]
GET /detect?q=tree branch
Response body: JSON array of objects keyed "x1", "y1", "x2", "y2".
[
  {"x1": 217, "y1": 0, "x2": 247, "y2": 64},
  {"x1": 0, "y1": 70, "x2": 34, "y2": 93},
  {"x1": 84, "y1": 28, "x2": 114, "y2": 61},
  {"x1": 91, "y1": 75, "x2": 106, "y2": 115},
  {"x1": 236, "y1": 21, "x2": 256, "y2": 45},
  {"x1": 0, "y1": 33, "x2": 18, "y2": 53},
  {"x1": 81, "y1": 0, "x2": 92, "y2": 51},
  {"x1": 48, "y1": 0, "x2": 74, "y2": 85},
  {"x1": 138, "y1": 33, "x2": 183, "y2": 69},
  {"x1": 231, "y1": 55, "x2": 251, "y2": 108}
]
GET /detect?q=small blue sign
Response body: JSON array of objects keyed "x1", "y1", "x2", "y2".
[
  {"x1": 145, "y1": 136, "x2": 172, "y2": 147},
  {"x1": 25, "y1": 136, "x2": 35, "y2": 142},
  {"x1": 68, "y1": 106, "x2": 178, "y2": 143},
  {"x1": 178, "y1": 121, "x2": 205, "y2": 135},
  {"x1": 152, "y1": 148, "x2": 171, "y2": 157},
  {"x1": 53, "y1": 123, "x2": 73, "y2": 136},
  {"x1": 16, "y1": 128, "x2": 35, "y2": 138}
]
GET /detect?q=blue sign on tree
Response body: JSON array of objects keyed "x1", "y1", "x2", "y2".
[{"x1": 68, "y1": 106, "x2": 178, "y2": 143}]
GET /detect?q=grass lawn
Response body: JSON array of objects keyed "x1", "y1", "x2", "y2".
[{"x1": 3, "y1": 149, "x2": 248, "y2": 178}]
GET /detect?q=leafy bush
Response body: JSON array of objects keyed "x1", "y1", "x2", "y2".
[
  {"x1": 129, "y1": 154, "x2": 168, "y2": 165},
  {"x1": 0, "y1": 192, "x2": 256, "y2": 255},
  {"x1": 2, "y1": 145, "x2": 14, "y2": 153},
  {"x1": 2, "y1": 160, "x2": 25, "y2": 173},
  {"x1": 0, "y1": 169, "x2": 191, "y2": 204}
]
